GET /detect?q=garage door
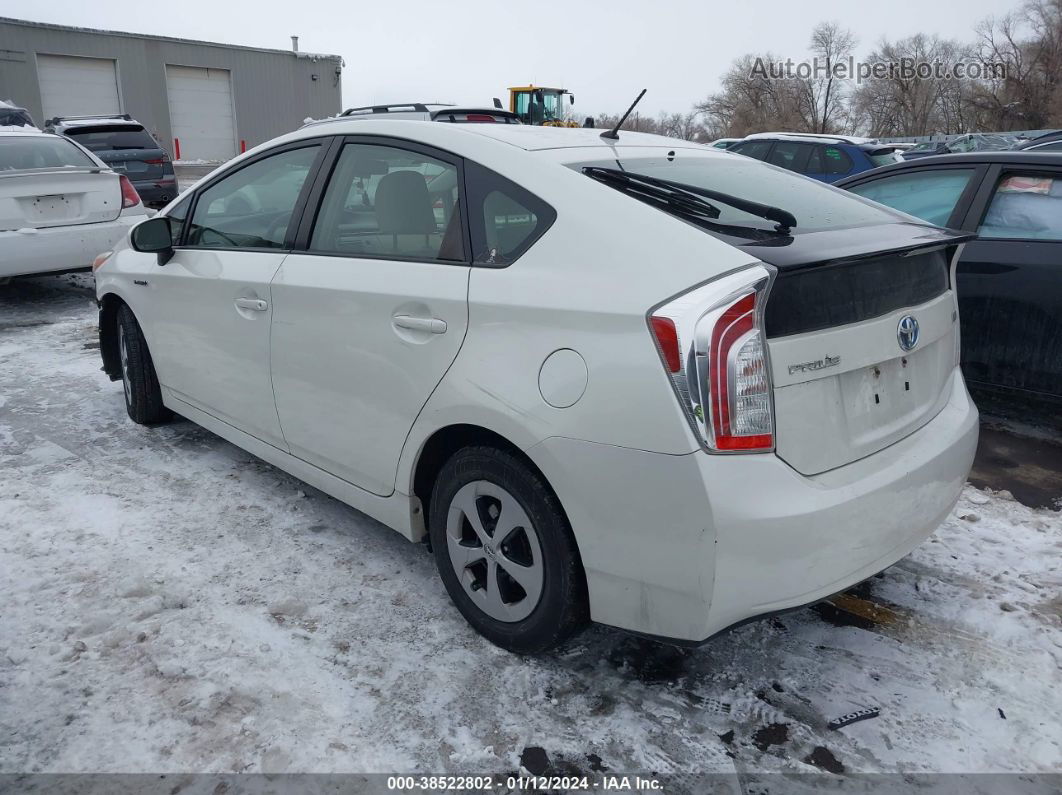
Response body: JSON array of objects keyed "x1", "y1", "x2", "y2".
[
  {"x1": 166, "y1": 65, "x2": 236, "y2": 162},
  {"x1": 37, "y1": 55, "x2": 120, "y2": 120}
]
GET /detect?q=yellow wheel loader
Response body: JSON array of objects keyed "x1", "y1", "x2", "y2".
[{"x1": 500, "y1": 86, "x2": 585, "y2": 127}]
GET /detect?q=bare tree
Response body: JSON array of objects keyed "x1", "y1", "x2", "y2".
[{"x1": 802, "y1": 22, "x2": 857, "y2": 133}]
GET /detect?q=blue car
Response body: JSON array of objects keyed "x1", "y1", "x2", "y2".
[{"x1": 728, "y1": 133, "x2": 903, "y2": 183}]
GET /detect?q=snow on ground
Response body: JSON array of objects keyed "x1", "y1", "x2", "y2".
[{"x1": 0, "y1": 274, "x2": 1060, "y2": 780}]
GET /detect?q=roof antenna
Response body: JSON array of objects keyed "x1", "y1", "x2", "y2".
[{"x1": 601, "y1": 89, "x2": 646, "y2": 140}]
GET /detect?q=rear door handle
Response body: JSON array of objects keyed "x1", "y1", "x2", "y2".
[
  {"x1": 235, "y1": 297, "x2": 268, "y2": 312},
  {"x1": 393, "y1": 315, "x2": 447, "y2": 334}
]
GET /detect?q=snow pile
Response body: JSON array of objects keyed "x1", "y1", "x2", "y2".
[{"x1": 0, "y1": 273, "x2": 1059, "y2": 777}]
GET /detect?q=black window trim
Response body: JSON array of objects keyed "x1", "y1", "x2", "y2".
[
  {"x1": 173, "y1": 136, "x2": 334, "y2": 253},
  {"x1": 964, "y1": 162, "x2": 1062, "y2": 242},
  {"x1": 842, "y1": 163, "x2": 989, "y2": 229},
  {"x1": 291, "y1": 134, "x2": 474, "y2": 267}
]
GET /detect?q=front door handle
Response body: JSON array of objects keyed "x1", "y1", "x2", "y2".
[
  {"x1": 393, "y1": 315, "x2": 447, "y2": 334},
  {"x1": 235, "y1": 297, "x2": 268, "y2": 312}
]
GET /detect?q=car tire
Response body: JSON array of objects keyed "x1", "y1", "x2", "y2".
[
  {"x1": 429, "y1": 446, "x2": 588, "y2": 654},
  {"x1": 116, "y1": 304, "x2": 171, "y2": 425}
]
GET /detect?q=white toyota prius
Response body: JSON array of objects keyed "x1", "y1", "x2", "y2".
[
  {"x1": 1, "y1": 130, "x2": 148, "y2": 280},
  {"x1": 94, "y1": 120, "x2": 979, "y2": 652}
]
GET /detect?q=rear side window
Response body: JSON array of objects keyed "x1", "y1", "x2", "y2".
[
  {"x1": 65, "y1": 125, "x2": 158, "y2": 152},
  {"x1": 979, "y1": 173, "x2": 1062, "y2": 241},
  {"x1": 821, "y1": 145, "x2": 853, "y2": 175},
  {"x1": 847, "y1": 169, "x2": 975, "y2": 227},
  {"x1": 0, "y1": 135, "x2": 95, "y2": 170},
  {"x1": 465, "y1": 160, "x2": 556, "y2": 265}
]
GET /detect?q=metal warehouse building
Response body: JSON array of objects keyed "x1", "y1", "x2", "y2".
[{"x1": 0, "y1": 17, "x2": 342, "y2": 162}]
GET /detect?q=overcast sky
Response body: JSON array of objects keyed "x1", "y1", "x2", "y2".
[{"x1": 4, "y1": 0, "x2": 1015, "y2": 117}]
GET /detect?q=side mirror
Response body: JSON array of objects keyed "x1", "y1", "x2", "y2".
[
  {"x1": 493, "y1": 97, "x2": 503, "y2": 109},
  {"x1": 569, "y1": 94, "x2": 575, "y2": 105},
  {"x1": 130, "y1": 216, "x2": 174, "y2": 266}
]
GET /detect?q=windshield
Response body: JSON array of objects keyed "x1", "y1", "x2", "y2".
[
  {"x1": 572, "y1": 151, "x2": 904, "y2": 234},
  {"x1": 0, "y1": 107, "x2": 35, "y2": 128},
  {"x1": 66, "y1": 125, "x2": 158, "y2": 151},
  {"x1": 0, "y1": 135, "x2": 96, "y2": 171}
]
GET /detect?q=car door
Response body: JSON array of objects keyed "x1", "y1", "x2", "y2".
[
  {"x1": 269, "y1": 137, "x2": 471, "y2": 496},
  {"x1": 954, "y1": 165, "x2": 1062, "y2": 398},
  {"x1": 146, "y1": 141, "x2": 326, "y2": 448}
]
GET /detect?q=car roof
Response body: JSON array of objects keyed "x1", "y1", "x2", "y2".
[
  {"x1": 432, "y1": 123, "x2": 703, "y2": 151},
  {"x1": 835, "y1": 150, "x2": 1062, "y2": 185},
  {"x1": 741, "y1": 132, "x2": 879, "y2": 147},
  {"x1": 289, "y1": 118, "x2": 705, "y2": 152}
]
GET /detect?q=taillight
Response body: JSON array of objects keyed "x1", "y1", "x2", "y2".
[
  {"x1": 648, "y1": 265, "x2": 776, "y2": 453},
  {"x1": 144, "y1": 157, "x2": 168, "y2": 165},
  {"x1": 119, "y1": 175, "x2": 141, "y2": 208},
  {"x1": 92, "y1": 251, "x2": 113, "y2": 272}
]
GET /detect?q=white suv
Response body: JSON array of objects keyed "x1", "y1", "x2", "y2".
[{"x1": 94, "y1": 121, "x2": 979, "y2": 653}]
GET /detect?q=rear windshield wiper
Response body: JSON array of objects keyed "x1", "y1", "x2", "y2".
[
  {"x1": 583, "y1": 166, "x2": 797, "y2": 233},
  {"x1": 582, "y1": 166, "x2": 722, "y2": 222}
]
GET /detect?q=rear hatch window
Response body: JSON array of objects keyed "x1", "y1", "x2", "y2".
[
  {"x1": 866, "y1": 147, "x2": 904, "y2": 167},
  {"x1": 65, "y1": 124, "x2": 158, "y2": 152}
]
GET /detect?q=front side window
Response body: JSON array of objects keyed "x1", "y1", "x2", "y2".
[
  {"x1": 979, "y1": 173, "x2": 1062, "y2": 241},
  {"x1": 166, "y1": 194, "x2": 192, "y2": 246},
  {"x1": 731, "y1": 140, "x2": 772, "y2": 161},
  {"x1": 0, "y1": 135, "x2": 95, "y2": 171},
  {"x1": 766, "y1": 141, "x2": 814, "y2": 173},
  {"x1": 309, "y1": 143, "x2": 464, "y2": 261},
  {"x1": 186, "y1": 145, "x2": 319, "y2": 249},
  {"x1": 847, "y1": 169, "x2": 975, "y2": 227}
]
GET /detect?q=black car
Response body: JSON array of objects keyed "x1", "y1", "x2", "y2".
[
  {"x1": 837, "y1": 152, "x2": 1062, "y2": 404},
  {"x1": 44, "y1": 114, "x2": 178, "y2": 208},
  {"x1": 1015, "y1": 130, "x2": 1062, "y2": 153}
]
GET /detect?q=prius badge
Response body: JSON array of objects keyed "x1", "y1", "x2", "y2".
[
  {"x1": 788, "y1": 354, "x2": 841, "y2": 375},
  {"x1": 897, "y1": 315, "x2": 920, "y2": 352}
]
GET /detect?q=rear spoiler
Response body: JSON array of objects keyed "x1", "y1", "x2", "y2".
[{"x1": 0, "y1": 166, "x2": 106, "y2": 179}]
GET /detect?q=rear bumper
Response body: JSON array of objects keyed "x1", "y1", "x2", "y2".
[
  {"x1": 131, "y1": 179, "x2": 178, "y2": 207},
  {"x1": 0, "y1": 214, "x2": 142, "y2": 278},
  {"x1": 527, "y1": 369, "x2": 979, "y2": 643}
]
